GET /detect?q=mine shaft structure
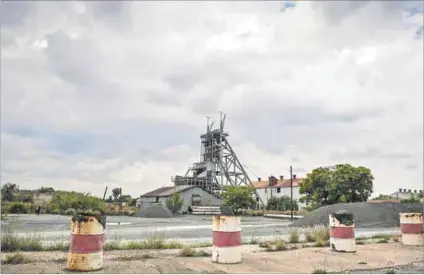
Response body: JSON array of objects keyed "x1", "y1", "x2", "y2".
[{"x1": 172, "y1": 112, "x2": 264, "y2": 206}]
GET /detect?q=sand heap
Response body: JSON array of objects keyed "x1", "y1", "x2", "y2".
[
  {"x1": 135, "y1": 204, "x2": 174, "y2": 218},
  {"x1": 294, "y1": 202, "x2": 423, "y2": 228}
]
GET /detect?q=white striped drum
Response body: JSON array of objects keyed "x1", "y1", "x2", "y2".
[
  {"x1": 329, "y1": 211, "x2": 355, "y2": 253},
  {"x1": 399, "y1": 213, "x2": 423, "y2": 246},
  {"x1": 67, "y1": 214, "x2": 105, "y2": 271},
  {"x1": 212, "y1": 215, "x2": 242, "y2": 264}
]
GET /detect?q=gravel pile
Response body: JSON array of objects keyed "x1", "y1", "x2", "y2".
[
  {"x1": 295, "y1": 202, "x2": 424, "y2": 228},
  {"x1": 135, "y1": 204, "x2": 174, "y2": 218}
]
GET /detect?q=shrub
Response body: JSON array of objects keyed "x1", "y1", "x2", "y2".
[
  {"x1": 312, "y1": 269, "x2": 327, "y2": 274},
  {"x1": 289, "y1": 228, "x2": 300, "y2": 243},
  {"x1": 275, "y1": 239, "x2": 287, "y2": 251},
  {"x1": 7, "y1": 202, "x2": 28, "y2": 214}
]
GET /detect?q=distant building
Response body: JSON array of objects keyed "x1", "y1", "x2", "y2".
[
  {"x1": 251, "y1": 175, "x2": 305, "y2": 209},
  {"x1": 389, "y1": 188, "x2": 423, "y2": 200},
  {"x1": 139, "y1": 185, "x2": 222, "y2": 213}
]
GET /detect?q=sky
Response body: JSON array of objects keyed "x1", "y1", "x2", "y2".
[{"x1": 1, "y1": 1, "x2": 423, "y2": 198}]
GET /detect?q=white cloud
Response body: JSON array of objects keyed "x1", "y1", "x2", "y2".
[{"x1": 1, "y1": 1, "x2": 423, "y2": 198}]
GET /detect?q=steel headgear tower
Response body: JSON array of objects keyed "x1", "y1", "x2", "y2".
[{"x1": 172, "y1": 112, "x2": 264, "y2": 206}]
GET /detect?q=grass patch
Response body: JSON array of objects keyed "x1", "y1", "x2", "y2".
[
  {"x1": 355, "y1": 240, "x2": 365, "y2": 245},
  {"x1": 384, "y1": 269, "x2": 396, "y2": 274},
  {"x1": 1, "y1": 230, "x2": 43, "y2": 252},
  {"x1": 43, "y1": 242, "x2": 70, "y2": 251},
  {"x1": 116, "y1": 254, "x2": 154, "y2": 261},
  {"x1": 303, "y1": 225, "x2": 329, "y2": 243},
  {"x1": 377, "y1": 239, "x2": 389, "y2": 244},
  {"x1": 289, "y1": 228, "x2": 300, "y2": 243},
  {"x1": 312, "y1": 269, "x2": 327, "y2": 274},
  {"x1": 1, "y1": 253, "x2": 32, "y2": 265},
  {"x1": 178, "y1": 246, "x2": 210, "y2": 257},
  {"x1": 265, "y1": 239, "x2": 287, "y2": 252}
]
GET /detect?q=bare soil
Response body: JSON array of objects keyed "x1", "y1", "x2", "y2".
[{"x1": 1, "y1": 243, "x2": 423, "y2": 274}]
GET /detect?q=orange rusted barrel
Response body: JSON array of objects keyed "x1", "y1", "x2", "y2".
[{"x1": 67, "y1": 213, "x2": 105, "y2": 271}]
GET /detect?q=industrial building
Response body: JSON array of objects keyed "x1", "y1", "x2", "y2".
[
  {"x1": 251, "y1": 175, "x2": 306, "y2": 209},
  {"x1": 138, "y1": 185, "x2": 221, "y2": 213}
]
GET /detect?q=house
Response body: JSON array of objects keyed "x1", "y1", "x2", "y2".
[
  {"x1": 139, "y1": 185, "x2": 222, "y2": 213},
  {"x1": 251, "y1": 175, "x2": 306, "y2": 209},
  {"x1": 33, "y1": 192, "x2": 54, "y2": 206}
]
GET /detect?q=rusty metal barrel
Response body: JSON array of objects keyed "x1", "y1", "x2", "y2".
[
  {"x1": 399, "y1": 213, "x2": 424, "y2": 246},
  {"x1": 67, "y1": 213, "x2": 106, "y2": 271},
  {"x1": 329, "y1": 211, "x2": 355, "y2": 253},
  {"x1": 212, "y1": 215, "x2": 242, "y2": 264}
]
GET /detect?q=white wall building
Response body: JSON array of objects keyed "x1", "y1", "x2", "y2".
[
  {"x1": 389, "y1": 188, "x2": 423, "y2": 200},
  {"x1": 252, "y1": 175, "x2": 306, "y2": 209},
  {"x1": 139, "y1": 185, "x2": 222, "y2": 213}
]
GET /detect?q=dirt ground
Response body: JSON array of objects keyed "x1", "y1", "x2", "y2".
[{"x1": 1, "y1": 243, "x2": 423, "y2": 274}]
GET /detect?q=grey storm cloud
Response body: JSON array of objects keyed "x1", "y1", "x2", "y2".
[{"x1": 1, "y1": 1, "x2": 422, "y2": 196}]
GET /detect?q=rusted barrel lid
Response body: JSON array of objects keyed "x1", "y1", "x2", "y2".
[
  {"x1": 72, "y1": 211, "x2": 107, "y2": 229},
  {"x1": 331, "y1": 210, "x2": 354, "y2": 226}
]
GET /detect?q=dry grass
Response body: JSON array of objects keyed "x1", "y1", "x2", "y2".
[
  {"x1": 303, "y1": 225, "x2": 329, "y2": 243},
  {"x1": 1, "y1": 253, "x2": 32, "y2": 265},
  {"x1": 1, "y1": 230, "x2": 43, "y2": 252},
  {"x1": 289, "y1": 228, "x2": 300, "y2": 243}
]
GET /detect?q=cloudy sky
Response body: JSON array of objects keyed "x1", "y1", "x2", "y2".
[{"x1": 1, "y1": 1, "x2": 423, "y2": 198}]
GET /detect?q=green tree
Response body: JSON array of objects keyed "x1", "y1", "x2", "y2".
[
  {"x1": 112, "y1": 188, "x2": 121, "y2": 202},
  {"x1": 400, "y1": 194, "x2": 421, "y2": 204},
  {"x1": 266, "y1": 196, "x2": 298, "y2": 211},
  {"x1": 165, "y1": 193, "x2": 184, "y2": 214},
  {"x1": 299, "y1": 164, "x2": 374, "y2": 209},
  {"x1": 1, "y1": 183, "x2": 19, "y2": 202},
  {"x1": 371, "y1": 194, "x2": 394, "y2": 201},
  {"x1": 221, "y1": 186, "x2": 256, "y2": 215}
]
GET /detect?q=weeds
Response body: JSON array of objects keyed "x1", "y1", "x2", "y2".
[
  {"x1": 356, "y1": 240, "x2": 365, "y2": 245},
  {"x1": 377, "y1": 239, "x2": 389, "y2": 244},
  {"x1": 384, "y1": 269, "x2": 396, "y2": 274},
  {"x1": 178, "y1": 246, "x2": 210, "y2": 257},
  {"x1": 1, "y1": 231, "x2": 43, "y2": 252},
  {"x1": 312, "y1": 269, "x2": 327, "y2": 274},
  {"x1": 247, "y1": 236, "x2": 260, "y2": 245},
  {"x1": 303, "y1": 225, "x2": 329, "y2": 243},
  {"x1": 289, "y1": 228, "x2": 300, "y2": 243},
  {"x1": 1, "y1": 253, "x2": 32, "y2": 265}
]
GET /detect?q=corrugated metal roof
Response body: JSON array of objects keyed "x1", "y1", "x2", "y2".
[{"x1": 140, "y1": 185, "x2": 195, "y2": 197}]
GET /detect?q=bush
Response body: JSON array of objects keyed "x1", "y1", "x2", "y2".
[
  {"x1": 266, "y1": 196, "x2": 299, "y2": 211},
  {"x1": 8, "y1": 202, "x2": 28, "y2": 214},
  {"x1": 64, "y1": 208, "x2": 77, "y2": 216}
]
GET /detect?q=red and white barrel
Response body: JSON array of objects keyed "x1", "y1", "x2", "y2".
[
  {"x1": 399, "y1": 213, "x2": 424, "y2": 246},
  {"x1": 329, "y1": 211, "x2": 355, "y2": 252},
  {"x1": 212, "y1": 215, "x2": 242, "y2": 264},
  {"x1": 67, "y1": 214, "x2": 105, "y2": 271}
]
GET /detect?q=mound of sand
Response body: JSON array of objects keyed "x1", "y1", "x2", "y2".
[
  {"x1": 136, "y1": 204, "x2": 174, "y2": 218},
  {"x1": 295, "y1": 202, "x2": 423, "y2": 228}
]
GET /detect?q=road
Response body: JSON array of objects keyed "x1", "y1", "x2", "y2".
[{"x1": 1, "y1": 214, "x2": 400, "y2": 244}]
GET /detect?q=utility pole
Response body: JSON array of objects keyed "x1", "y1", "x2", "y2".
[{"x1": 290, "y1": 165, "x2": 293, "y2": 221}]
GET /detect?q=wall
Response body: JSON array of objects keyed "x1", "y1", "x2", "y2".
[
  {"x1": 139, "y1": 187, "x2": 222, "y2": 212},
  {"x1": 255, "y1": 187, "x2": 306, "y2": 209}
]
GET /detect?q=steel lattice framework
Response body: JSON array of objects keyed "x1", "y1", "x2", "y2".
[{"x1": 172, "y1": 113, "x2": 264, "y2": 206}]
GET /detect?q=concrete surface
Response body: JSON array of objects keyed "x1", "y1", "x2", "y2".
[{"x1": 1, "y1": 243, "x2": 423, "y2": 274}]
